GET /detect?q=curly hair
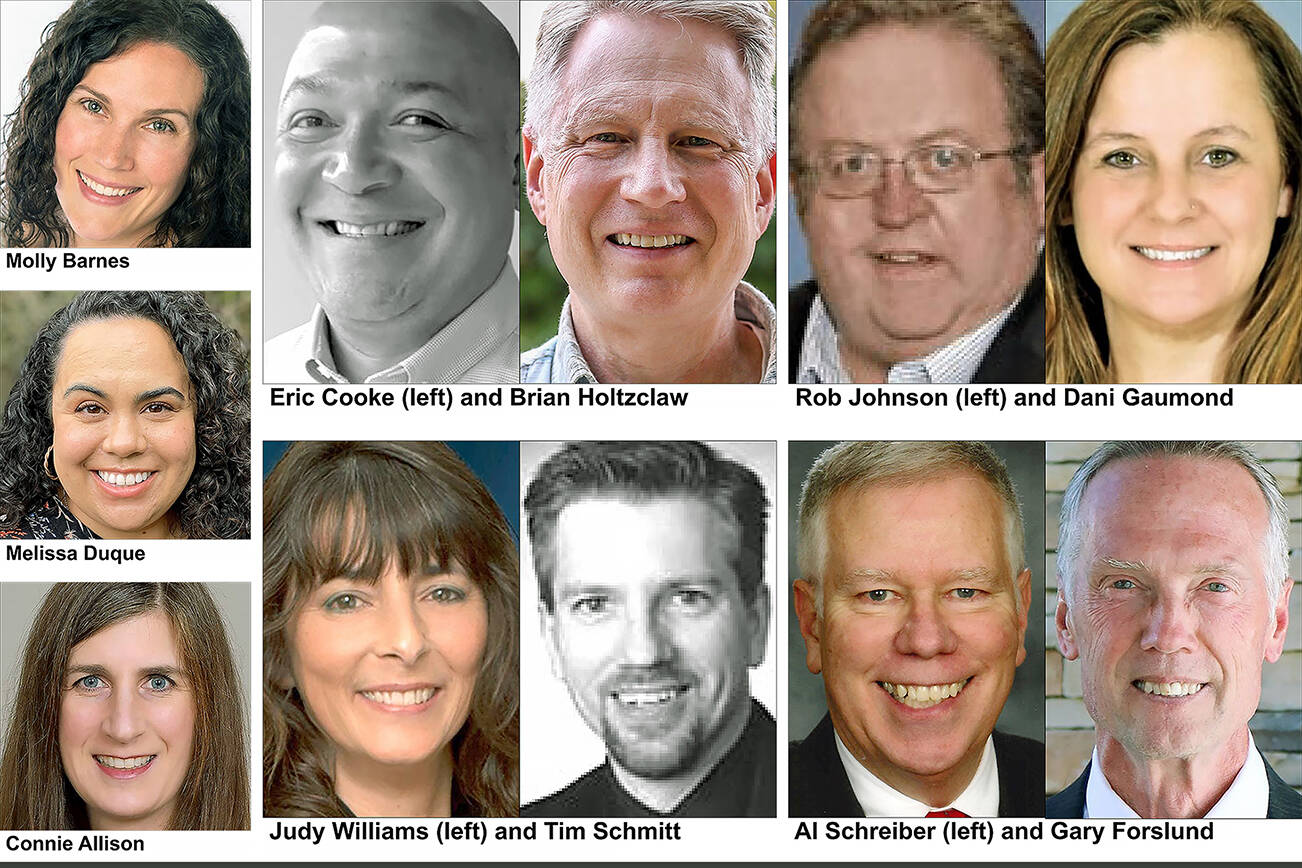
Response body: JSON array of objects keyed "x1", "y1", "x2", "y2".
[
  {"x1": 0, "y1": 0, "x2": 250, "y2": 247},
  {"x1": 0, "y1": 291, "x2": 250, "y2": 539},
  {"x1": 0, "y1": 582, "x2": 249, "y2": 830},
  {"x1": 263, "y1": 441, "x2": 519, "y2": 818}
]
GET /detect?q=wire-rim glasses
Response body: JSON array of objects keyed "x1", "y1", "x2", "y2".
[{"x1": 797, "y1": 143, "x2": 1030, "y2": 196}]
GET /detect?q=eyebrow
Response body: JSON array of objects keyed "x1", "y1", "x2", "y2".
[
  {"x1": 67, "y1": 663, "x2": 185, "y2": 679},
  {"x1": 560, "y1": 98, "x2": 746, "y2": 142},
  {"x1": 73, "y1": 85, "x2": 193, "y2": 122},
  {"x1": 1084, "y1": 125, "x2": 1253, "y2": 149},
  {"x1": 279, "y1": 75, "x2": 463, "y2": 109},
  {"x1": 1097, "y1": 557, "x2": 1148, "y2": 572},
  {"x1": 62, "y1": 383, "x2": 187, "y2": 403}
]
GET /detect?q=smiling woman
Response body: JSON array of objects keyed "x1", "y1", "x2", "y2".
[
  {"x1": 0, "y1": 0, "x2": 250, "y2": 247},
  {"x1": 0, "y1": 291, "x2": 250, "y2": 539},
  {"x1": 0, "y1": 582, "x2": 248, "y2": 830}
]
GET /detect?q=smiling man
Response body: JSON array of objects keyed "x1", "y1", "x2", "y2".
[
  {"x1": 520, "y1": 1, "x2": 778, "y2": 384},
  {"x1": 522, "y1": 441, "x2": 775, "y2": 816},
  {"x1": 790, "y1": 0, "x2": 1044, "y2": 384},
  {"x1": 790, "y1": 441, "x2": 1042, "y2": 817},
  {"x1": 1049, "y1": 441, "x2": 1298, "y2": 818},
  {"x1": 265, "y1": 0, "x2": 519, "y2": 384}
]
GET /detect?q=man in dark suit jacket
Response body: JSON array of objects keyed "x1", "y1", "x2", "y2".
[
  {"x1": 1046, "y1": 758, "x2": 1302, "y2": 819},
  {"x1": 790, "y1": 442, "x2": 1044, "y2": 817}
]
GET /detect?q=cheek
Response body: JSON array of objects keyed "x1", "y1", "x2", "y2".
[
  {"x1": 156, "y1": 417, "x2": 197, "y2": 469},
  {"x1": 275, "y1": 148, "x2": 314, "y2": 209},
  {"x1": 54, "y1": 109, "x2": 90, "y2": 166},
  {"x1": 59, "y1": 697, "x2": 99, "y2": 748},
  {"x1": 823, "y1": 613, "x2": 885, "y2": 672},
  {"x1": 152, "y1": 698, "x2": 196, "y2": 752},
  {"x1": 438, "y1": 605, "x2": 490, "y2": 676},
  {"x1": 52, "y1": 415, "x2": 97, "y2": 463}
]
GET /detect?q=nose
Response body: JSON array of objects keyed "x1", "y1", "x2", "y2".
[
  {"x1": 1147, "y1": 165, "x2": 1199, "y2": 224},
  {"x1": 92, "y1": 122, "x2": 135, "y2": 172},
  {"x1": 871, "y1": 160, "x2": 927, "y2": 228},
  {"x1": 375, "y1": 597, "x2": 429, "y2": 664},
  {"x1": 892, "y1": 596, "x2": 959, "y2": 658},
  {"x1": 620, "y1": 601, "x2": 670, "y2": 666},
  {"x1": 102, "y1": 412, "x2": 146, "y2": 457},
  {"x1": 103, "y1": 689, "x2": 145, "y2": 743},
  {"x1": 620, "y1": 140, "x2": 686, "y2": 209},
  {"x1": 323, "y1": 123, "x2": 400, "y2": 195},
  {"x1": 1139, "y1": 594, "x2": 1197, "y2": 654}
]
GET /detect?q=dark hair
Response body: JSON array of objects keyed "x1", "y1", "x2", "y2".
[
  {"x1": 523, "y1": 441, "x2": 769, "y2": 611},
  {"x1": 0, "y1": 582, "x2": 249, "y2": 830},
  {"x1": 0, "y1": 291, "x2": 251, "y2": 539},
  {"x1": 263, "y1": 441, "x2": 519, "y2": 818},
  {"x1": 0, "y1": 0, "x2": 250, "y2": 247}
]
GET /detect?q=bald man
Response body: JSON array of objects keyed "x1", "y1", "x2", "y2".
[{"x1": 265, "y1": 0, "x2": 520, "y2": 385}]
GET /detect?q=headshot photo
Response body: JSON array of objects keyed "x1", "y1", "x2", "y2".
[
  {"x1": 0, "y1": 0, "x2": 251, "y2": 248},
  {"x1": 0, "y1": 290, "x2": 251, "y2": 540},
  {"x1": 1046, "y1": 0, "x2": 1302, "y2": 384},
  {"x1": 263, "y1": 0, "x2": 521, "y2": 385},
  {"x1": 1047, "y1": 441, "x2": 1300, "y2": 818},
  {"x1": 263, "y1": 441, "x2": 520, "y2": 818},
  {"x1": 519, "y1": 1, "x2": 779, "y2": 384},
  {"x1": 0, "y1": 581, "x2": 250, "y2": 830},
  {"x1": 788, "y1": 441, "x2": 1045, "y2": 818},
  {"x1": 789, "y1": 0, "x2": 1046, "y2": 385},
  {"x1": 520, "y1": 441, "x2": 777, "y2": 817}
]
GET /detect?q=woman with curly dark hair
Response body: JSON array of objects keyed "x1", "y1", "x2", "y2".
[
  {"x1": 263, "y1": 441, "x2": 519, "y2": 817},
  {"x1": 0, "y1": 291, "x2": 250, "y2": 539},
  {"x1": 0, "y1": 0, "x2": 249, "y2": 247}
]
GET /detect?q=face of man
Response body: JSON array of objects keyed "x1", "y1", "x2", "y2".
[
  {"x1": 543, "y1": 496, "x2": 768, "y2": 781},
  {"x1": 794, "y1": 25, "x2": 1044, "y2": 374},
  {"x1": 276, "y1": 1, "x2": 517, "y2": 331},
  {"x1": 1056, "y1": 456, "x2": 1290, "y2": 762},
  {"x1": 524, "y1": 14, "x2": 775, "y2": 330},
  {"x1": 795, "y1": 475, "x2": 1031, "y2": 799}
]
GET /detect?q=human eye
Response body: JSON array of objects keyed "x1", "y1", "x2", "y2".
[
  {"x1": 1201, "y1": 148, "x2": 1238, "y2": 168},
  {"x1": 1102, "y1": 150, "x2": 1140, "y2": 169},
  {"x1": 586, "y1": 132, "x2": 623, "y2": 145},
  {"x1": 322, "y1": 591, "x2": 366, "y2": 612},
  {"x1": 281, "y1": 110, "x2": 335, "y2": 139},
  {"x1": 859, "y1": 588, "x2": 894, "y2": 603},
  {"x1": 679, "y1": 135, "x2": 718, "y2": 148},
  {"x1": 74, "y1": 674, "x2": 105, "y2": 690},
  {"x1": 74, "y1": 401, "x2": 107, "y2": 417},
  {"x1": 144, "y1": 118, "x2": 176, "y2": 134},
  {"x1": 395, "y1": 111, "x2": 451, "y2": 130},
  {"x1": 425, "y1": 584, "x2": 468, "y2": 604},
  {"x1": 142, "y1": 400, "x2": 177, "y2": 415},
  {"x1": 145, "y1": 673, "x2": 175, "y2": 692},
  {"x1": 569, "y1": 594, "x2": 609, "y2": 618},
  {"x1": 829, "y1": 149, "x2": 875, "y2": 177},
  {"x1": 922, "y1": 145, "x2": 969, "y2": 173},
  {"x1": 1109, "y1": 578, "x2": 1136, "y2": 590},
  {"x1": 78, "y1": 97, "x2": 105, "y2": 116},
  {"x1": 950, "y1": 587, "x2": 983, "y2": 600},
  {"x1": 668, "y1": 586, "x2": 715, "y2": 612},
  {"x1": 1203, "y1": 580, "x2": 1231, "y2": 593}
]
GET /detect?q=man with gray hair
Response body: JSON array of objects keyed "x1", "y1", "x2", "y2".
[
  {"x1": 790, "y1": 441, "x2": 1042, "y2": 817},
  {"x1": 1049, "y1": 441, "x2": 1298, "y2": 818},
  {"x1": 520, "y1": 1, "x2": 778, "y2": 383}
]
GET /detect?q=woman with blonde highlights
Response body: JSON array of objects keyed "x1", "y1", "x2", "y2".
[{"x1": 1046, "y1": 0, "x2": 1302, "y2": 383}]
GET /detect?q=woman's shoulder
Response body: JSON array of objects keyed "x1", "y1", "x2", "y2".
[{"x1": 0, "y1": 500, "x2": 98, "y2": 540}]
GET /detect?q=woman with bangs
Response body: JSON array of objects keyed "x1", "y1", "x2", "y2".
[{"x1": 262, "y1": 441, "x2": 519, "y2": 818}]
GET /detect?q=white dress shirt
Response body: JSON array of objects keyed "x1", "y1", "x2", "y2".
[{"x1": 834, "y1": 729, "x2": 1000, "y2": 817}]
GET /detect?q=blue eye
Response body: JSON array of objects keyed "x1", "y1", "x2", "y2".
[
  {"x1": 1205, "y1": 581, "x2": 1230, "y2": 593},
  {"x1": 146, "y1": 674, "x2": 174, "y2": 692},
  {"x1": 1111, "y1": 578, "x2": 1136, "y2": 590},
  {"x1": 952, "y1": 587, "x2": 978, "y2": 599},
  {"x1": 76, "y1": 674, "x2": 104, "y2": 689},
  {"x1": 863, "y1": 589, "x2": 891, "y2": 602}
]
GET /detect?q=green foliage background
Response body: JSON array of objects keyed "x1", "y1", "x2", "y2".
[{"x1": 0, "y1": 291, "x2": 250, "y2": 403}]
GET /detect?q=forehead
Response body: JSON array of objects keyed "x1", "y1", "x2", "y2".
[
  {"x1": 55, "y1": 318, "x2": 189, "y2": 385},
  {"x1": 1087, "y1": 29, "x2": 1276, "y2": 144},
  {"x1": 78, "y1": 41, "x2": 204, "y2": 111},
  {"x1": 797, "y1": 23, "x2": 1008, "y2": 148},
  {"x1": 68, "y1": 610, "x2": 180, "y2": 666}
]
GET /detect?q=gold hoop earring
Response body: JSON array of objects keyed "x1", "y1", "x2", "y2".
[{"x1": 43, "y1": 445, "x2": 58, "y2": 480}]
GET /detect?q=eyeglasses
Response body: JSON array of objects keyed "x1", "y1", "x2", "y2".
[{"x1": 796, "y1": 143, "x2": 1030, "y2": 197}]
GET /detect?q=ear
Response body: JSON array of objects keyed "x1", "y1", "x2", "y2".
[
  {"x1": 745, "y1": 581, "x2": 771, "y2": 667},
  {"x1": 1277, "y1": 180, "x2": 1294, "y2": 219},
  {"x1": 1264, "y1": 579, "x2": 1292, "y2": 663},
  {"x1": 753, "y1": 151, "x2": 777, "y2": 237},
  {"x1": 1031, "y1": 152, "x2": 1046, "y2": 233},
  {"x1": 1055, "y1": 588, "x2": 1079, "y2": 661},
  {"x1": 539, "y1": 603, "x2": 564, "y2": 680},
  {"x1": 793, "y1": 579, "x2": 824, "y2": 675},
  {"x1": 1014, "y1": 567, "x2": 1032, "y2": 667},
  {"x1": 523, "y1": 132, "x2": 547, "y2": 225}
]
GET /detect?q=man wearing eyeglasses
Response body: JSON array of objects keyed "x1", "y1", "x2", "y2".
[{"x1": 789, "y1": 0, "x2": 1045, "y2": 384}]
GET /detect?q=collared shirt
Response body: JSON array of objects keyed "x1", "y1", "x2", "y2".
[
  {"x1": 520, "y1": 281, "x2": 778, "y2": 384},
  {"x1": 264, "y1": 263, "x2": 518, "y2": 385},
  {"x1": 834, "y1": 730, "x2": 1000, "y2": 817},
  {"x1": 796, "y1": 291, "x2": 1020, "y2": 384},
  {"x1": 1083, "y1": 736, "x2": 1269, "y2": 818}
]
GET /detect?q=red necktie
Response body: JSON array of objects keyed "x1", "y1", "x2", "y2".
[{"x1": 926, "y1": 809, "x2": 969, "y2": 818}]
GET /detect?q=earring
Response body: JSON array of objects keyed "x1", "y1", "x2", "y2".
[{"x1": 43, "y1": 445, "x2": 58, "y2": 480}]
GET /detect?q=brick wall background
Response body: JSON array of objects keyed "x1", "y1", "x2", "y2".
[{"x1": 1044, "y1": 441, "x2": 1302, "y2": 797}]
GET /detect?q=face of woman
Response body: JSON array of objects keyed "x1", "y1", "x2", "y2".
[
  {"x1": 59, "y1": 610, "x2": 196, "y2": 831},
  {"x1": 52, "y1": 41, "x2": 204, "y2": 248},
  {"x1": 290, "y1": 561, "x2": 488, "y2": 775},
  {"x1": 1069, "y1": 29, "x2": 1293, "y2": 334},
  {"x1": 51, "y1": 317, "x2": 197, "y2": 539}
]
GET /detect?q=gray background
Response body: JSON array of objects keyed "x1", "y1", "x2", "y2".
[
  {"x1": 787, "y1": 0, "x2": 1046, "y2": 287},
  {"x1": 786, "y1": 441, "x2": 1047, "y2": 744},
  {"x1": 0, "y1": 582, "x2": 252, "y2": 747}
]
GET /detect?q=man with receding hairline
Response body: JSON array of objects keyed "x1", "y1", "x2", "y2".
[{"x1": 266, "y1": 0, "x2": 520, "y2": 385}]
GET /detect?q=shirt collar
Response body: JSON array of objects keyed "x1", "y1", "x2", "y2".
[
  {"x1": 303, "y1": 262, "x2": 517, "y2": 384},
  {"x1": 797, "y1": 291, "x2": 1021, "y2": 385},
  {"x1": 552, "y1": 281, "x2": 777, "y2": 384},
  {"x1": 1084, "y1": 735, "x2": 1269, "y2": 818},
  {"x1": 834, "y1": 729, "x2": 1000, "y2": 817}
]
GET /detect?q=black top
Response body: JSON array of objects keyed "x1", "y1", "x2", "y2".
[
  {"x1": 523, "y1": 700, "x2": 776, "y2": 818},
  {"x1": 0, "y1": 499, "x2": 99, "y2": 539},
  {"x1": 789, "y1": 257, "x2": 1045, "y2": 384},
  {"x1": 789, "y1": 712, "x2": 1045, "y2": 818}
]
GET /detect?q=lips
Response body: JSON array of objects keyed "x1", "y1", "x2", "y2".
[
  {"x1": 871, "y1": 249, "x2": 942, "y2": 265},
  {"x1": 610, "y1": 233, "x2": 693, "y2": 249},
  {"x1": 1132, "y1": 245, "x2": 1216, "y2": 262},
  {"x1": 96, "y1": 470, "x2": 155, "y2": 487},
  {"x1": 611, "y1": 685, "x2": 688, "y2": 708},
  {"x1": 1133, "y1": 679, "x2": 1207, "y2": 697},
  {"x1": 94, "y1": 753, "x2": 156, "y2": 779},
  {"x1": 319, "y1": 219, "x2": 425, "y2": 238},
  {"x1": 76, "y1": 169, "x2": 143, "y2": 198},
  {"x1": 878, "y1": 677, "x2": 971, "y2": 709},
  {"x1": 358, "y1": 684, "x2": 439, "y2": 711}
]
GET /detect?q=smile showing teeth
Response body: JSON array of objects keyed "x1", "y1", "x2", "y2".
[
  {"x1": 77, "y1": 170, "x2": 141, "y2": 197},
  {"x1": 612, "y1": 233, "x2": 689, "y2": 248},
  {"x1": 873, "y1": 252, "x2": 928, "y2": 264},
  {"x1": 361, "y1": 687, "x2": 436, "y2": 706},
  {"x1": 1134, "y1": 246, "x2": 1213, "y2": 261},
  {"x1": 96, "y1": 470, "x2": 153, "y2": 487},
  {"x1": 1135, "y1": 680, "x2": 1205, "y2": 697},
  {"x1": 95, "y1": 754, "x2": 154, "y2": 770},
  {"x1": 878, "y1": 678, "x2": 971, "y2": 708},
  {"x1": 326, "y1": 220, "x2": 423, "y2": 238},
  {"x1": 613, "y1": 687, "x2": 684, "y2": 707}
]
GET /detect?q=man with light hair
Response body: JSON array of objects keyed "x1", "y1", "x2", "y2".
[
  {"x1": 790, "y1": 441, "x2": 1043, "y2": 817},
  {"x1": 1049, "y1": 441, "x2": 1299, "y2": 818},
  {"x1": 520, "y1": 1, "x2": 779, "y2": 383}
]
